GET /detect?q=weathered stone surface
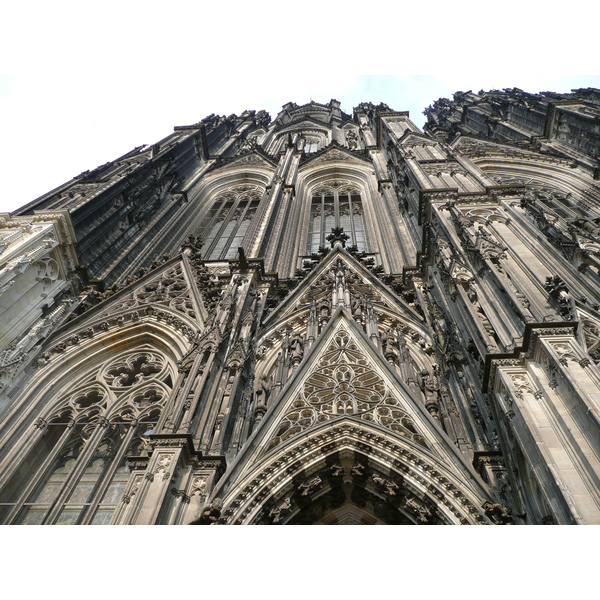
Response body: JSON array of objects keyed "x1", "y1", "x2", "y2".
[{"x1": 1, "y1": 94, "x2": 600, "y2": 524}]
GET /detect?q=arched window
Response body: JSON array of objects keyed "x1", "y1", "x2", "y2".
[
  {"x1": 307, "y1": 180, "x2": 367, "y2": 253},
  {"x1": 303, "y1": 136, "x2": 321, "y2": 153},
  {"x1": 198, "y1": 184, "x2": 263, "y2": 260},
  {"x1": 0, "y1": 350, "x2": 173, "y2": 525}
]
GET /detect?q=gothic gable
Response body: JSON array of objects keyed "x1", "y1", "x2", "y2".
[
  {"x1": 299, "y1": 141, "x2": 372, "y2": 168},
  {"x1": 207, "y1": 150, "x2": 277, "y2": 175},
  {"x1": 212, "y1": 308, "x2": 492, "y2": 525},
  {"x1": 36, "y1": 256, "x2": 206, "y2": 370},
  {"x1": 397, "y1": 131, "x2": 440, "y2": 146},
  {"x1": 263, "y1": 245, "x2": 424, "y2": 331},
  {"x1": 260, "y1": 315, "x2": 430, "y2": 450},
  {"x1": 95, "y1": 257, "x2": 204, "y2": 326},
  {"x1": 229, "y1": 309, "x2": 480, "y2": 480}
]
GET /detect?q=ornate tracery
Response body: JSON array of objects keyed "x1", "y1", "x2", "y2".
[
  {"x1": 197, "y1": 184, "x2": 264, "y2": 260},
  {"x1": 307, "y1": 180, "x2": 366, "y2": 253},
  {"x1": 266, "y1": 328, "x2": 428, "y2": 452},
  {"x1": 0, "y1": 347, "x2": 174, "y2": 525}
]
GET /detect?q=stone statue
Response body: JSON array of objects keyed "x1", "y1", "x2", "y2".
[
  {"x1": 255, "y1": 374, "x2": 271, "y2": 405},
  {"x1": 421, "y1": 369, "x2": 438, "y2": 401},
  {"x1": 482, "y1": 501, "x2": 514, "y2": 525},
  {"x1": 345, "y1": 129, "x2": 358, "y2": 149},
  {"x1": 318, "y1": 297, "x2": 330, "y2": 319},
  {"x1": 380, "y1": 329, "x2": 391, "y2": 352},
  {"x1": 289, "y1": 334, "x2": 304, "y2": 360},
  {"x1": 192, "y1": 498, "x2": 223, "y2": 525}
]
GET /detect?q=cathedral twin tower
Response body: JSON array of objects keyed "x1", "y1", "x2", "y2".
[{"x1": 1, "y1": 90, "x2": 600, "y2": 524}]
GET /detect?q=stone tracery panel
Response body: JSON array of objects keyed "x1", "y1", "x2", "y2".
[
  {"x1": 102, "y1": 351, "x2": 166, "y2": 389},
  {"x1": 0, "y1": 343, "x2": 175, "y2": 525},
  {"x1": 265, "y1": 328, "x2": 429, "y2": 452},
  {"x1": 103, "y1": 262, "x2": 198, "y2": 322}
]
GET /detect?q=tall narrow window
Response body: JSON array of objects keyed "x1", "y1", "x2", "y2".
[
  {"x1": 198, "y1": 184, "x2": 263, "y2": 260},
  {"x1": 307, "y1": 181, "x2": 367, "y2": 254},
  {"x1": 0, "y1": 350, "x2": 173, "y2": 525}
]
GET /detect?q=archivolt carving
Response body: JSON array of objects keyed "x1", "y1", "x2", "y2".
[
  {"x1": 265, "y1": 329, "x2": 428, "y2": 452},
  {"x1": 218, "y1": 421, "x2": 490, "y2": 525}
]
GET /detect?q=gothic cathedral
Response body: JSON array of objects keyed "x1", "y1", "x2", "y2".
[{"x1": 1, "y1": 89, "x2": 600, "y2": 524}]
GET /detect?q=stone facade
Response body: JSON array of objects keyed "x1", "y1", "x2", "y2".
[{"x1": 1, "y1": 92, "x2": 600, "y2": 524}]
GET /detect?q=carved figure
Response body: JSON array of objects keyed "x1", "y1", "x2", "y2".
[
  {"x1": 289, "y1": 334, "x2": 304, "y2": 360},
  {"x1": 482, "y1": 501, "x2": 514, "y2": 525},
  {"x1": 380, "y1": 329, "x2": 393, "y2": 353},
  {"x1": 299, "y1": 476, "x2": 322, "y2": 496},
  {"x1": 345, "y1": 129, "x2": 358, "y2": 149},
  {"x1": 318, "y1": 297, "x2": 330, "y2": 320},
  {"x1": 193, "y1": 498, "x2": 223, "y2": 525},
  {"x1": 255, "y1": 374, "x2": 271, "y2": 405},
  {"x1": 421, "y1": 369, "x2": 437, "y2": 400}
]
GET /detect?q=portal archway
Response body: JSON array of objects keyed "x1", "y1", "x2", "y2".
[{"x1": 213, "y1": 419, "x2": 493, "y2": 525}]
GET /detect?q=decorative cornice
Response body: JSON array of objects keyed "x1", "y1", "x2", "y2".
[
  {"x1": 149, "y1": 433, "x2": 201, "y2": 461},
  {"x1": 483, "y1": 322, "x2": 578, "y2": 392}
]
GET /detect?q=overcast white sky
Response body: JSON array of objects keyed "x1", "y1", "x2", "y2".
[{"x1": 1, "y1": 3, "x2": 598, "y2": 217}]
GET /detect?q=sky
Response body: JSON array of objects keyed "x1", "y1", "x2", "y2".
[
  {"x1": 1, "y1": 2, "x2": 598, "y2": 214},
  {"x1": 2, "y1": 74, "x2": 598, "y2": 214}
]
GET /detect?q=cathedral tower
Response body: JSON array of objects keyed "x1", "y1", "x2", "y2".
[{"x1": 1, "y1": 91, "x2": 599, "y2": 524}]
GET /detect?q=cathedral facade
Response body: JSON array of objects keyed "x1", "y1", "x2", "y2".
[{"x1": 1, "y1": 89, "x2": 599, "y2": 524}]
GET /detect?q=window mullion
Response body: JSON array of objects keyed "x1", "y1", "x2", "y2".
[
  {"x1": 42, "y1": 423, "x2": 107, "y2": 524},
  {"x1": 78, "y1": 423, "x2": 137, "y2": 525},
  {"x1": 238, "y1": 201, "x2": 254, "y2": 249},
  {"x1": 206, "y1": 195, "x2": 238, "y2": 259},
  {"x1": 320, "y1": 194, "x2": 325, "y2": 249},
  {"x1": 201, "y1": 202, "x2": 227, "y2": 258},
  {"x1": 4, "y1": 423, "x2": 73, "y2": 524},
  {"x1": 221, "y1": 198, "x2": 245, "y2": 259},
  {"x1": 349, "y1": 192, "x2": 357, "y2": 243}
]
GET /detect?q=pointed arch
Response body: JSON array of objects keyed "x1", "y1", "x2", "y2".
[
  {"x1": 212, "y1": 418, "x2": 493, "y2": 525},
  {"x1": 0, "y1": 320, "x2": 183, "y2": 525},
  {"x1": 206, "y1": 310, "x2": 493, "y2": 524},
  {"x1": 186, "y1": 170, "x2": 271, "y2": 261}
]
